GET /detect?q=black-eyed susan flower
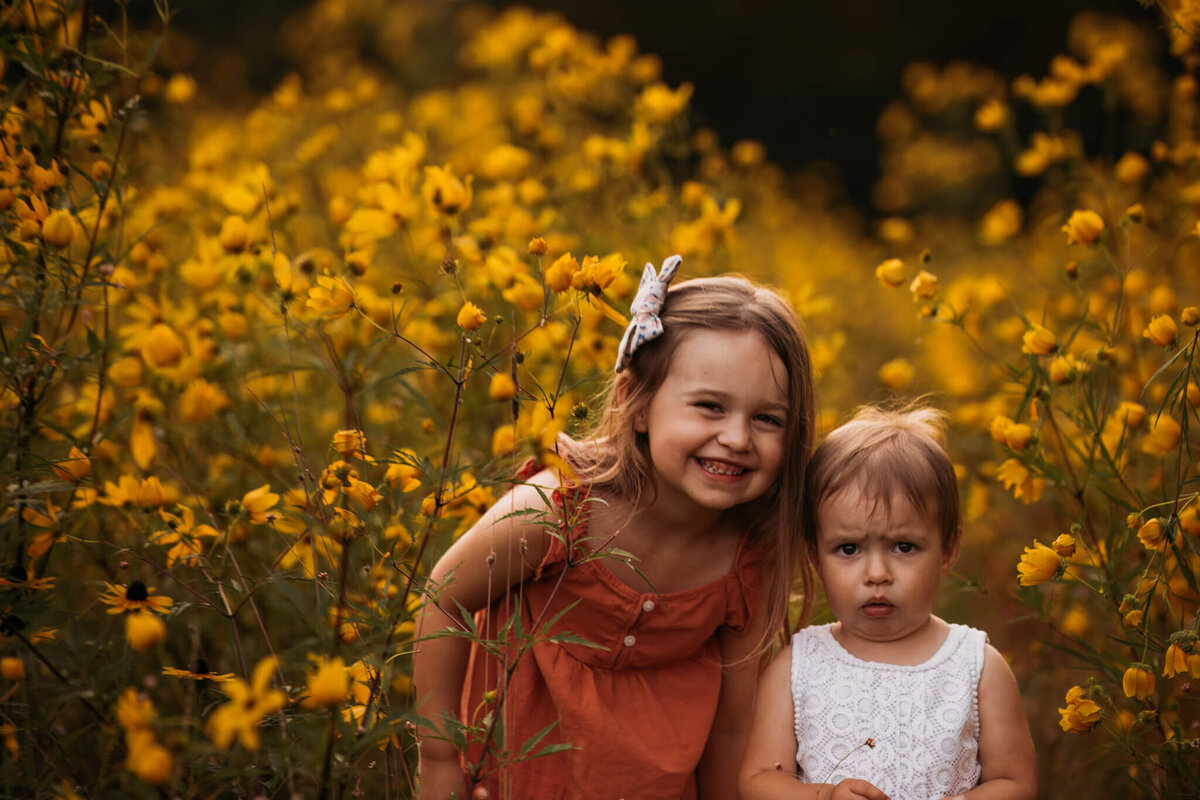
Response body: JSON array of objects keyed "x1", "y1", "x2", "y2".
[
  {"x1": 41, "y1": 208, "x2": 75, "y2": 247},
  {"x1": 1017, "y1": 540, "x2": 1062, "y2": 586},
  {"x1": 101, "y1": 581, "x2": 174, "y2": 615},
  {"x1": 1122, "y1": 663, "x2": 1155, "y2": 700},
  {"x1": 422, "y1": 164, "x2": 472, "y2": 216},
  {"x1": 150, "y1": 506, "x2": 219, "y2": 568},
  {"x1": 206, "y1": 656, "x2": 287, "y2": 751}
]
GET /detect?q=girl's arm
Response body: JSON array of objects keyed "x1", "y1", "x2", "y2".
[
  {"x1": 412, "y1": 470, "x2": 559, "y2": 799},
  {"x1": 738, "y1": 647, "x2": 887, "y2": 800},
  {"x1": 697, "y1": 574, "x2": 770, "y2": 798},
  {"x1": 944, "y1": 645, "x2": 1037, "y2": 800}
]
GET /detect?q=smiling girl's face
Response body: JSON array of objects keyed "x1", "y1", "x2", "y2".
[{"x1": 633, "y1": 328, "x2": 790, "y2": 521}]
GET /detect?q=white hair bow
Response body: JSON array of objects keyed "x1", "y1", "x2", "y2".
[{"x1": 614, "y1": 255, "x2": 682, "y2": 373}]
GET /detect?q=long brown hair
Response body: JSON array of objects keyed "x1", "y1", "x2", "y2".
[{"x1": 560, "y1": 275, "x2": 816, "y2": 657}]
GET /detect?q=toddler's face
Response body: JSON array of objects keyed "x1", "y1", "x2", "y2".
[{"x1": 813, "y1": 484, "x2": 958, "y2": 652}]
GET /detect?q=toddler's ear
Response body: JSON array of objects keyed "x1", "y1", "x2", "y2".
[{"x1": 941, "y1": 527, "x2": 963, "y2": 574}]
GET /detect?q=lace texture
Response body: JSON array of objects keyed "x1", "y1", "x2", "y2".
[{"x1": 790, "y1": 623, "x2": 984, "y2": 800}]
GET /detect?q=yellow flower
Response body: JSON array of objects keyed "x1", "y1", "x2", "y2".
[
  {"x1": 456, "y1": 301, "x2": 487, "y2": 330},
  {"x1": 572, "y1": 253, "x2": 625, "y2": 295},
  {"x1": 332, "y1": 429, "x2": 367, "y2": 458},
  {"x1": 307, "y1": 275, "x2": 357, "y2": 319},
  {"x1": 1144, "y1": 314, "x2": 1178, "y2": 347},
  {"x1": 1017, "y1": 540, "x2": 1061, "y2": 586},
  {"x1": 544, "y1": 252, "x2": 579, "y2": 293},
  {"x1": 179, "y1": 379, "x2": 230, "y2": 424},
  {"x1": 1058, "y1": 685, "x2": 1102, "y2": 733},
  {"x1": 1142, "y1": 415, "x2": 1181, "y2": 455},
  {"x1": 489, "y1": 372, "x2": 517, "y2": 400},
  {"x1": 108, "y1": 355, "x2": 145, "y2": 387},
  {"x1": 101, "y1": 581, "x2": 175, "y2": 615},
  {"x1": 41, "y1": 208, "x2": 75, "y2": 247},
  {"x1": 1052, "y1": 533, "x2": 1076, "y2": 557},
  {"x1": 1123, "y1": 609, "x2": 1144, "y2": 629},
  {"x1": 1, "y1": 656, "x2": 25, "y2": 681},
  {"x1": 303, "y1": 656, "x2": 349, "y2": 708},
  {"x1": 997, "y1": 458, "x2": 1044, "y2": 503},
  {"x1": 422, "y1": 164, "x2": 473, "y2": 216},
  {"x1": 1004, "y1": 423, "x2": 1032, "y2": 450},
  {"x1": 1163, "y1": 632, "x2": 1199, "y2": 678},
  {"x1": 1048, "y1": 353, "x2": 1089, "y2": 383},
  {"x1": 877, "y1": 358, "x2": 914, "y2": 389},
  {"x1": 974, "y1": 99, "x2": 1009, "y2": 131},
  {"x1": 1116, "y1": 401, "x2": 1146, "y2": 428},
  {"x1": 140, "y1": 323, "x2": 185, "y2": 368},
  {"x1": 126, "y1": 612, "x2": 167, "y2": 652},
  {"x1": 528, "y1": 237, "x2": 548, "y2": 256},
  {"x1": 385, "y1": 451, "x2": 422, "y2": 492},
  {"x1": 217, "y1": 215, "x2": 250, "y2": 253},
  {"x1": 51, "y1": 445, "x2": 90, "y2": 483},
  {"x1": 125, "y1": 729, "x2": 173, "y2": 784},
  {"x1": 874, "y1": 258, "x2": 906, "y2": 288},
  {"x1": 1182, "y1": 306, "x2": 1200, "y2": 327},
  {"x1": 1021, "y1": 324, "x2": 1057, "y2": 356},
  {"x1": 492, "y1": 424, "x2": 516, "y2": 457},
  {"x1": 116, "y1": 688, "x2": 156, "y2": 731},
  {"x1": 207, "y1": 656, "x2": 287, "y2": 751},
  {"x1": 908, "y1": 269, "x2": 938, "y2": 300},
  {"x1": 150, "y1": 506, "x2": 220, "y2": 568},
  {"x1": 1061, "y1": 209, "x2": 1104, "y2": 245},
  {"x1": 1122, "y1": 663, "x2": 1155, "y2": 700},
  {"x1": 634, "y1": 82, "x2": 693, "y2": 124},
  {"x1": 1137, "y1": 518, "x2": 1164, "y2": 549},
  {"x1": 241, "y1": 484, "x2": 280, "y2": 524}
]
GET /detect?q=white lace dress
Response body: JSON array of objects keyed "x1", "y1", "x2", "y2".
[{"x1": 790, "y1": 623, "x2": 985, "y2": 800}]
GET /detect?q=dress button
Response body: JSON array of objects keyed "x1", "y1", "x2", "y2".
[
  {"x1": 642, "y1": 600, "x2": 655, "y2": 613},
  {"x1": 623, "y1": 634, "x2": 637, "y2": 647}
]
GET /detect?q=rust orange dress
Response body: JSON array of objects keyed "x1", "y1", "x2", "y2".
[{"x1": 461, "y1": 491, "x2": 762, "y2": 800}]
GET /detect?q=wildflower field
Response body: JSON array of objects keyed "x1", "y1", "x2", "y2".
[{"x1": 1, "y1": 0, "x2": 1198, "y2": 797}]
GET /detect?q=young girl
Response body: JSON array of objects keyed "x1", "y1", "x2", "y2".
[
  {"x1": 413, "y1": 256, "x2": 816, "y2": 799},
  {"x1": 739, "y1": 406, "x2": 1038, "y2": 800}
]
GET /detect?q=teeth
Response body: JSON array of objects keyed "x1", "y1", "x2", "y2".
[{"x1": 698, "y1": 459, "x2": 746, "y2": 476}]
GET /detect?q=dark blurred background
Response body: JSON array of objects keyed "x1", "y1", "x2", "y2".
[{"x1": 166, "y1": 0, "x2": 1159, "y2": 208}]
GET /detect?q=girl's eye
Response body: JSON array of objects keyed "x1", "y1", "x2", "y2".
[
  {"x1": 836, "y1": 543, "x2": 858, "y2": 556},
  {"x1": 695, "y1": 401, "x2": 721, "y2": 412},
  {"x1": 755, "y1": 414, "x2": 784, "y2": 427},
  {"x1": 895, "y1": 542, "x2": 916, "y2": 554}
]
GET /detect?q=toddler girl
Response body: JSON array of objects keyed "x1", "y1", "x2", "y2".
[
  {"x1": 740, "y1": 406, "x2": 1037, "y2": 800},
  {"x1": 414, "y1": 256, "x2": 816, "y2": 799}
]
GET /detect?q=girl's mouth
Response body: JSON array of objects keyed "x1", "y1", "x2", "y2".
[
  {"x1": 697, "y1": 458, "x2": 748, "y2": 477},
  {"x1": 862, "y1": 602, "x2": 895, "y2": 618}
]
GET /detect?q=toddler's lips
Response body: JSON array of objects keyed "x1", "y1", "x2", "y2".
[{"x1": 861, "y1": 601, "x2": 894, "y2": 618}]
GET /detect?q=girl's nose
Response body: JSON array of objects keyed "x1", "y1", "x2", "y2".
[
  {"x1": 864, "y1": 553, "x2": 892, "y2": 584},
  {"x1": 715, "y1": 416, "x2": 751, "y2": 450}
]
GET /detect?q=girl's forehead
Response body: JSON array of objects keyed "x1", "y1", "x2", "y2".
[{"x1": 665, "y1": 329, "x2": 787, "y2": 385}]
